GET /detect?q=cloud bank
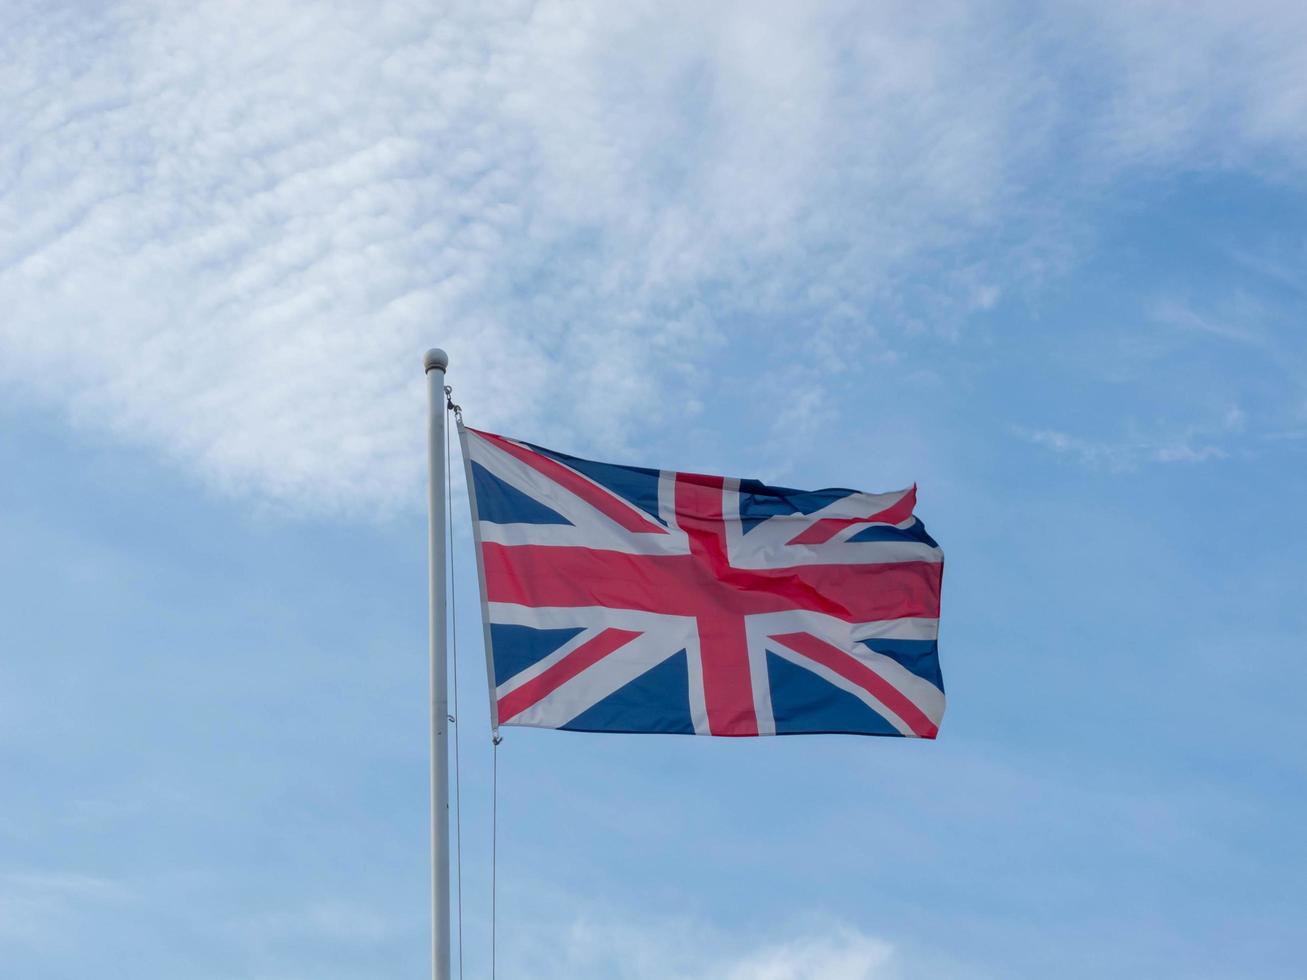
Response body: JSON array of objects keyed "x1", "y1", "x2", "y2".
[{"x1": 2, "y1": 0, "x2": 1305, "y2": 512}]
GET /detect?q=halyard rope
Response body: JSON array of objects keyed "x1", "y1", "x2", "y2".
[
  {"x1": 445, "y1": 386, "x2": 501, "y2": 978},
  {"x1": 444, "y1": 401, "x2": 465, "y2": 980},
  {"x1": 492, "y1": 731, "x2": 502, "y2": 979}
]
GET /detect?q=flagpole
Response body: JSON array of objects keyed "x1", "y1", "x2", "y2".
[{"x1": 424, "y1": 347, "x2": 451, "y2": 980}]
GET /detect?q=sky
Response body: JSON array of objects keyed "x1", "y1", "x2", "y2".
[{"x1": 2, "y1": 1, "x2": 1306, "y2": 977}]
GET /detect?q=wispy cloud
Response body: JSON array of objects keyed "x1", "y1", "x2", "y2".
[
  {"x1": 1081, "y1": 0, "x2": 1307, "y2": 175},
  {"x1": 500, "y1": 903, "x2": 949, "y2": 980},
  {"x1": 1017, "y1": 405, "x2": 1246, "y2": 470},
  {"x1": 1150, "y1": 298, "x2": 1267, "y2": 347},
  {"x1": 232, "y1": 898, "x2": 409, "y2": 949},
  {"x1": 0, "y1": 870, "x2": 130, "y2": 946},
  {"x1": 2, "y1": 1, "x2": 1306, "y2": 512},
  {"x1": 720, "y1": 931, "x2": 897, "y2": 980}
]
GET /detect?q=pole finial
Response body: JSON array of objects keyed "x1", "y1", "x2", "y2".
[{"x1": 424, "y1": 348, "x2": 449, "y2": 373}]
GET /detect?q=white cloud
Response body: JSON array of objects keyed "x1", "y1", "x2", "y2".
[
  {"x1": 1079, "y1": 0, "x2": 1307, "y2": 175},
  {"x1": 505, "y1": 907, "x2": 909, "y2": 980},
  {"x1": 1017, "y1": 404, "x2": 1246, "y2": 470},
  {"x1": 2, "y1": 1, "x2": 1305, "y2": 512},
  {"x1": 721, "y1": 931, "x2": 896, "y2": 980}
]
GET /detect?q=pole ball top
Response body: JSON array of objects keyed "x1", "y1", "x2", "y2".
[{"x1": 424, "y1": 348, "x2": 449, "y2": 373}]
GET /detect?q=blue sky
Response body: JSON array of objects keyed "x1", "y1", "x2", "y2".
[{"x1": 2, "y1": 2, "x2": 1306, "y2": 977}]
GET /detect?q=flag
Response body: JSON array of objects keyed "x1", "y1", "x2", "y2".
[{"x1": 460, "y1": 426, "x2": 945, "y2": 738}]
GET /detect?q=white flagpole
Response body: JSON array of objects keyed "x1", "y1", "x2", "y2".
[{"x1": 424, "y1": 348, "x2": 451, "y2": 980}]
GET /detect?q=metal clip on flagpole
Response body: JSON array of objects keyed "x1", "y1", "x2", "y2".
[{"x1": 424, "y1": 348, "x2": 451, "y2": 980}]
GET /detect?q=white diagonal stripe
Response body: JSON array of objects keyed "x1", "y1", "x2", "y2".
[
  {"x1": 765, "y1": 635, "x2": 915, "y2": 737},
  {"x1": 467, "y1": 430, "x2": 688, "y2": 555},
  {"x1": 506, "y1": 630, "x2": 687, "y2": 730}
]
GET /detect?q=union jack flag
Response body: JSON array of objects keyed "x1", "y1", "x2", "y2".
[{"x1": 460, "y1": 426, "x2": 945, "y2": 738}]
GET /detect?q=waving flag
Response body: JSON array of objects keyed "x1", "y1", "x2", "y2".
[{"x1": 460, "y1": 426, "x2": 945, "y2": 738}]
